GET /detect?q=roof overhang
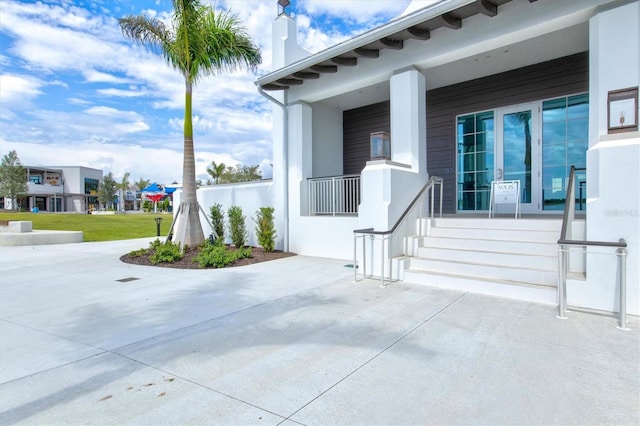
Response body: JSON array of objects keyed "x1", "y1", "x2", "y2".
[{"x1": 256, "y1": 0, "x2": 527, "y2": 91}]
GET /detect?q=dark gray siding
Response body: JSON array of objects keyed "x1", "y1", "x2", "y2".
[
  {"x1": 343, "y1": 101, "x2": 390, "y2": 175},
  {"x1": 427, "y1": 52, "x2": 589, "y2": 212},
  {"x1": 342, "y1": 52, "x2": 589, "y2": 212}
]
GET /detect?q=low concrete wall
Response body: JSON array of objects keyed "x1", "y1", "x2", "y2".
[
  {"x1": 0, "y1": 221, "x2": 83, "y2": 246},
  {"x1": 0, "y1": 230, "x2": 83, "y2": 246},
  {"x1": 0, "y1": 221, "x2": 32, "y2": 233}
]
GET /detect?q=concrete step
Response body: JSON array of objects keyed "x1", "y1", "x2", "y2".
[
  {"x1": 418, "y1": 236, "x2": 557, "y2": 257},
  {"x1": 428, "y1": 226, "x2": 559, "y2": 243},
  {"x1": 402, "y1": 269, "x2": 557, "y2": 305},
  {"x1": 432, "y1": 217, "x2": 562, "y2": 232},
  {"x1": 415, "y1": 246, "x2": 557, "y2": 270},
  {"x1": 406, "y1": 257, "x2": 557, "y2": 286}
]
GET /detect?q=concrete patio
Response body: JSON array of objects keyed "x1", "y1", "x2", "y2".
[{"x1": 0, "y1": 238, "x2": 638, "y2": 425}]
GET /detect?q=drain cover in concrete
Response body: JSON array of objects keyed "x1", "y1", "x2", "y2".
[{"x1": 116, "y1": 277, "x2": 140, "y2": 283}]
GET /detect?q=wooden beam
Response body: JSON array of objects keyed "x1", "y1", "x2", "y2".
[
  {"x1": 407, "y1": 27, "x2": 430, "y2": 41},
  {"x1": 380, "y1": 38, "x2": 404, "y2": 50},
  {"x1": 330, "y1": 57, "x2": 358, "y2": 66},
  {"x1": 310, "y1": 65, "x2": 338, "y2": 73},
  {"x1": 441, "y1": 13, "x2": 462, "y2": 29},
  {"x1": 276, "y1": 78, "x2": 303, "y2": 85},
  {"x1": 478, "y1": 0, "x2": 498, "y2": 17},
  {"x1": 262, "y1": 83, "x2": 288, "y2": 91},
  {"x1": 293, "y1": 71, "x2": 320, "y2": 79},
  {"x1": 354, "y1": 48, "x2": 379, "y2": 58}
]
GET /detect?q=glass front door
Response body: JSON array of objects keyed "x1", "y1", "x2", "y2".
[
  {"x1": 496, "y1": 104, "x2": 540, "y2": 213},
  {"x1": 456, "y1": 95, "x2": 588, "y2": 213}
]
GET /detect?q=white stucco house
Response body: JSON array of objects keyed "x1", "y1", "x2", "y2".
[{"x1": 192, "y1": 0, "x2": 639, "y2": 318}]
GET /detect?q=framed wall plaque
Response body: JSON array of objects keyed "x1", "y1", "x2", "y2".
[{"x1": 608, "y1": 87, "x2": 638, "y2": 133}]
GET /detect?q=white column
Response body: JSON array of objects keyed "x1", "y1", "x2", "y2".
[
  {"x1": 288, "y1": 102, "x2": 313, "y2": 217},
  {"x1": 359, "y1": 67, "x2": 428, "y2": 231},
  {"x1": 390, "y1": 66, "x2": 427, "y2": 173},
  {"x1": 569, "y1": 1, "x2": 640, "y2": 315}
]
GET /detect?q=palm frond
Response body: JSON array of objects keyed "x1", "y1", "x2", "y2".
[{"x1": 118, "y1": 15, "x2": 172, "y2": 57}]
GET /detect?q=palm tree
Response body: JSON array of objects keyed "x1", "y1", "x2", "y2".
[
  {"x1": 119, "y1": 0, "x2": 261, "y2": 248},
  {"x1": 133, "y1": 177, "x2": 151, "y2": 211},
  {"x1": 119, "y1": 172, "x2": 131, "y2": 211},
  {"x1": 206, "y1": 160, "x2": 226, "y2": 184},
  {"x1": 134, "y1": 178, "x2": 151, "y2": 192}
]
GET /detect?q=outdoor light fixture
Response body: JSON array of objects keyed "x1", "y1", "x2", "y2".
[
  {"x1": 608, "y1": 87, "x2": 638, "y2": 134},
  {"x1": 370, "y1": 131, "x2": 391, "y2": 160}
]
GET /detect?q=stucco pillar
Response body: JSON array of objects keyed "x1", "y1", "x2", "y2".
[
  {"x1": 359, "y1": 67, "x2": 428, "y2": 231},
  {"x1": 569, "y1": 1, "x2": 640, "y2": 315},
  {"x1": 288, "y1": 102, "x2": 313, "y2": 217},
  {"x1": 390, "y1": 66, "x2": 427, "y2": 173}
]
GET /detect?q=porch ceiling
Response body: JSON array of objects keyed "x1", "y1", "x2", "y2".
[
  {"x1": 257, "y1": 0, "x2": 520, "y2": 91},
  {"x1": 318, "y1": 22, "x2": 588, "y2": 111}
]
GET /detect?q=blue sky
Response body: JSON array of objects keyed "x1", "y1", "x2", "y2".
[{"x1": 0, "y1": 0, "x2": 419, "y2": 185}]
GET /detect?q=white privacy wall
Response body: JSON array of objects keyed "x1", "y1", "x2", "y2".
[{"x1": 175, "y1": 181, "x2": 274, "y2": 248}]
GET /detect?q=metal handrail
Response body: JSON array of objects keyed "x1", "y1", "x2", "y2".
[
  {"x1": 353, "y1": 175, "x2": 443, "y2": 287},
  {"x1": 557, "y1": 166, "x2": 629, "y2": 330}
]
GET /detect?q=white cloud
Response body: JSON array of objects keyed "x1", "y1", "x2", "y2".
[
  {"x1": 0, "y1": 0, "x2": 398, "y2": 185},
  {"x1": 297, "y1": 0, "x2": 409, "y2": 24},
  {"x1": 0, "y1": 74, "x2": 44, "y2": 104},
  {"x1": 96, "y1": 88, "x2": 147, "y2": 98}
]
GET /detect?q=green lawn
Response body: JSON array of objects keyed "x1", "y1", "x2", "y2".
[{"x1": 0, "y1": 212, "x2": 173, "y2": 242}]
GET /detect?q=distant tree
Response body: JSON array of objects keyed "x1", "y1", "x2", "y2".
[
  {"x1": 135, "y1": 178, "x2": 151, "y2": 191},
  {"x1": 119, "y1": 0, "x2": 261, "y2": 249},
  {"x1": 219, "y1": 164, "x2": 262, "y2": 184},
  {"x1": 98, "y1": 172, "x2": 119, "y2": 209},
  {"x1": 206, "y1": 161, "x2": 226, "y2": 184},
  {"x1": 119, "y1": 172, "x2": 131, "y2": 211},
  {"x1": 0, "y1": 151, "x2": 28, "y2": 211}
]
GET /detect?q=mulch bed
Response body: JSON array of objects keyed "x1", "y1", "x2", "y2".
[{"x1": 120, "y1": 246, "x2": 296, "y2": 269}]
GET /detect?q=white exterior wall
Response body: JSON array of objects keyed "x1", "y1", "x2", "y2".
[
  {"x1": 312, "y1": 103, "x2": 343, "y2": 178},
  {"x1": 176, "y1": 181, "x2": 274, "y2": 248},
  {"x1": 570, "y1": 1, "x2": 640, "y2": 315},
  {"x1": 57, "y1": 166, "x2": 102, "y2": 195},
  {"x1": 289, "y1": 216, "x2": 359, "y2": 260}
]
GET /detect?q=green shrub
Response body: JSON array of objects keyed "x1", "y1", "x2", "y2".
[
  {"x1": 149, "y1": 238, "x2": 163, "y2": 250},
  {"x1": 142, "y1": 200, "x2": 152, "y2": 212},
  {"x1": 228, "y1": 205, "x2": 247, "y2": 248},
  {"x1": 209, "y1": 203, "x2": 225, "y2": 243},
  {"x1": 149, "y1": 240, "x2": 183, "y2": 264},
  {"x1": 194, "y1": 240, "x2": 252, "y2": 268},
  {"x1": 254, "y1": 207, "x2": 276, "y2": 252},
  {"x1": 128, "y1": 247, "x2": 148, "y2": 258}
]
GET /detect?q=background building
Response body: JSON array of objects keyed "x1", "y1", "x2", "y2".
[{"x1": 2, "y1": 166, "x2": 103, "y2": 213}]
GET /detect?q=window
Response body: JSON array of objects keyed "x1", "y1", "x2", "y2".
[
  {"x1": 84, "y1": 178, "x2": 99, "y2": 195},
  {"x1": 542, "y1": 94, "x2": 588, "y2": 210},
  {"x1": 456, "y1": 111, "x2": 494, "y2": 211},
  {"x1": 30, "y1": 175, "x2": 42, "y2": 184}
]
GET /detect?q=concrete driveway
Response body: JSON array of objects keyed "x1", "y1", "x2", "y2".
[{"x1": 0, "y1": 238, "x2": 638, "y2": 425}]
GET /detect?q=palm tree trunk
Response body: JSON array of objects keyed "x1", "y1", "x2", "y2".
[{"x1": 174, "y1": 80, "x2": 205, "y2": 248}]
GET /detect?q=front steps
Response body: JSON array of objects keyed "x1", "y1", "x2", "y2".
[{"x1": 401, "y1": 217, "x2": 563, "y2": 304}]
